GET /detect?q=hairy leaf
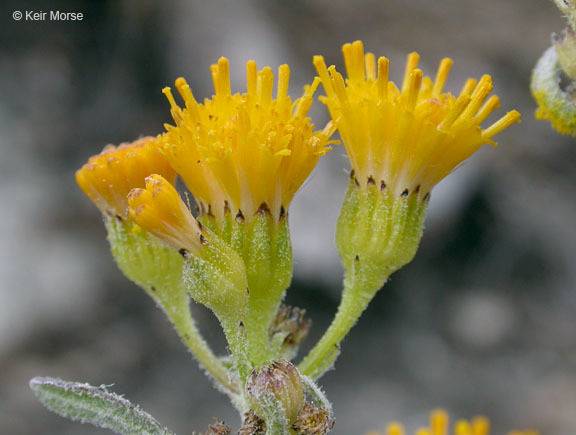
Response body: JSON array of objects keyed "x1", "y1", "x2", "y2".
[{"x1": 30, "y1": 377, "x2": 174, "y2": 435}]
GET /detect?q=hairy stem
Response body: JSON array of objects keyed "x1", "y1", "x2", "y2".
[
  {"x1": 298, "y1": 261, "x2": 388, "y2": 379},
  {"x1": 167, "y1": 305, "x2": 239, "y2": 395},
  {"x1": 220, "y1": 317, "x2": 252, "y2": 385}
]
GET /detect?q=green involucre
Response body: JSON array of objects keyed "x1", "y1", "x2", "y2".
[
  {"x1": 299, "y1": 179, "x2": 427, "y2": 379},
  {"x1": 106, "y1": 217, "x2": 238, "y2": 395},
  {"x1": 199, "y1": 209, "x2": 294, "y2": 370}
]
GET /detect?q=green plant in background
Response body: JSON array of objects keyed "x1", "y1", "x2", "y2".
[
  {"x1": 532, "y1": 0, "x2": 576, "y2": 135},
  {"x1": 30, "y1": 41, "x2": 527, "y2": 434}
]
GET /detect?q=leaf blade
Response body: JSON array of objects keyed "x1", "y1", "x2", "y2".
[{"x1": 30, "y1": 377, "x2": 174, "y2": 435}]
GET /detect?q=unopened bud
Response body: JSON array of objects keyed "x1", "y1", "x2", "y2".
[
  {"x1": 203, "y1": 419, "x2": 231, "y2": 435},
  {"x1": 238, "y1": 411, "x2": 266, "y2": 435},
  {"x1": 246, "y1": 360, "x2": 305, "y2": 424},
  {"x1": 270, "y1": 305, "x2": 312, "y2": 359},
  {"x1": 293, "y1": 404, "x2": 334, "y2": 435}
]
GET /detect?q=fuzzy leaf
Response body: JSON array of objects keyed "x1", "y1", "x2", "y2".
[{"x1": 30, "y1": 377, "x2": 174, "y2": 435}]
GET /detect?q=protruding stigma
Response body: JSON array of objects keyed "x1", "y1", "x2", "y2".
[
  {"x1": 402, "y1": 52, "x2": 420, "y2": 94},
  {"x1": 482, "y1": 110, "x2": 521, "y2": 140},
  {"x1": 378, "y1": 56, "x2": 390, "y2": 102},
  {"x1": 432, "y1": 57, "x2": 453, "y2": 97}
]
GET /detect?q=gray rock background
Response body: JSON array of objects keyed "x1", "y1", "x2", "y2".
[{"x1": 1, "y1": 0, "x2": 575, "y2": 433}]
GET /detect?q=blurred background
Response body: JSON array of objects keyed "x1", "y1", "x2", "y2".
[{"x1": 1, "y1": 0, "x2": 575, "y2": 433}]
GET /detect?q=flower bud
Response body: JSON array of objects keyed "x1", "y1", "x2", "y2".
[
  {"x1": 203, "y1": 419, "x2": 231, "y2": 435},
  {"x1": 127, "y1": 175, "x2": 249, "y2": 324},
  {"x1": 245, "y1": 360, "x2": 305, "y2": 425},
  {"x1": 269, "y1": 305, "x2": 312, "y2": 360},
  {"x1": 293, "y1": 404, "x2": 334, "y2": 435},
  {"x1": 238, "y1": 411, "x2": 265, "y2": 435}
]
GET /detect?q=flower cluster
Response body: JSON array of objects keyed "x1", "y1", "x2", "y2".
[
  {"x1": 368, "y1": 409, "x2": 538, "y2": 435},
  {"x1": 71, "y1": 42, "x2": 522, "y2": 434}
]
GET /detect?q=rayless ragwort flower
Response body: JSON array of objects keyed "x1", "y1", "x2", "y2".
[
  {"x1": 75, "y1": 137, "x2": 238, "y2": 394},
  {"x1": 300, "y1": 41, "x2": 521, "y2": 378},
  {"x1": 367, "y1": 409, "x2": 538, "y2": 435},
  {"x1": 157, "y1": 58, "x2": 337, "y2": 372}
]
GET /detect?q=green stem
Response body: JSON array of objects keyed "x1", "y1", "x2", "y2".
[
  {"x1": 242, "y1": 215, "x2": 292, "y2": 370},
  {"x1": 220, "y1": 318, "x2": 252, "y2": 384},
  {"x1": 106, "y1": 219, "x2": 240, "y2": 396},
  {"x1": 298, "y1": 262, "x2": 388, "y2": 379},
  {"x1": 164, "y1": 303, "x2": 239, "y2": 395},
  {"x1": 244, "y1": 295, "x2": 282, "y2": 367}
]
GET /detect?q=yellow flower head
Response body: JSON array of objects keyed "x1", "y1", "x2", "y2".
[
  {"x1": 75, "y1": 137, "x2": 176, "y2": 219},
  {"x1": 127, "y1": 174, "x2": 204, "y2": 254},
  {"x1": 128, "y1": 174, "x2": 250, "y2": 325},
  {"x1": 314, "y1": 41, "x2": 521, "y2": 199},
  {"x1": 372, "y1": 409, "x2": 539, "y2": 435},
  {"x1": 160, "y1": 57, "x2": 337, "y2": 222}
]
